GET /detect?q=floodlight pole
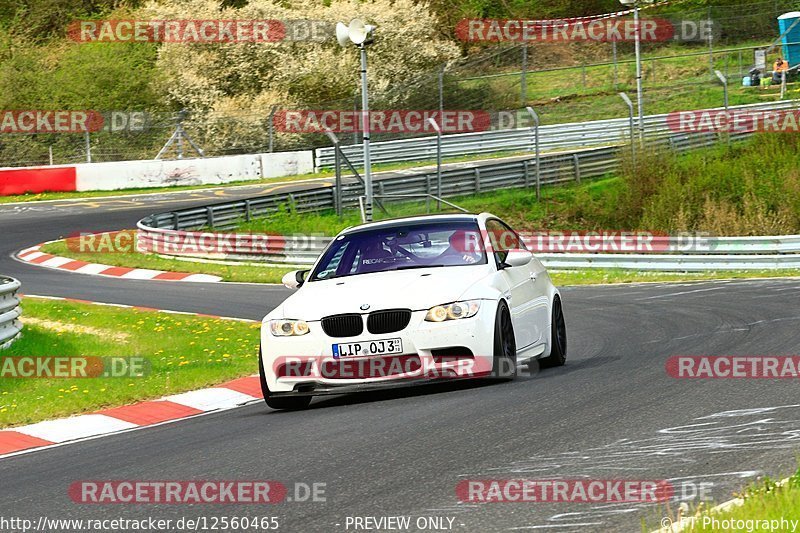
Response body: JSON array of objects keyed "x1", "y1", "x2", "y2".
[{"x1": 359, "y1": 43, "x2": 373, "y2": 222}]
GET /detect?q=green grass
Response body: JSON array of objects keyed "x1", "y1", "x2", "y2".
[
  {"x1": 672, "y1": 469, "x2": 800, "y2": 531},
  {"x1": 38, "y1": 233, "x2": 800, "y2": 287},
  {"x1": 236, "y1": 176, "x2": 624, "y2": 235},
  {"x1": 0, "y1": 297, "x2": 262, "y2": 427},
  {"x1": 477, "y1": 39, "x2": 795, "y2": 124},
  {"x1": 37, "y1": 162, "x2": 800, "y2": 286},
  {"x1": 39, "y1": 238, "x2": 294, "y2": 284}
]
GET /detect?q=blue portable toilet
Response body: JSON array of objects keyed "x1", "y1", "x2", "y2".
[{"x1": 778, "y1": 12, "x2": 800, "y2": 67}]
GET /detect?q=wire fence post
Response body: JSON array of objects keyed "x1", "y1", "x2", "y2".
[
  {"x1": 268, "y1": 105, "x2": 277, "y2": 153},
  {"x1": 525, "y1": 106, "x2": 540, "y2": 201},
  {"x1": 84, "y1": 130, "x2": 91, "y2": 163},
  {"x1": 324, "y1": 130, "x2": 343, "y2": 218},
  {"x1": 521, "y1": 46, "x2": 528, "y2": 105},
  {"x1": 612, "y1": 39, "x2": 618, "y2": 90},
  {"x1": 781, "y1": 70, "x2": 787, "y2": 99},
  {"x1": 619, "y1": 92, "x2": 635, "y2": 168},
  {"x1": 714, "y1": 70, "x2": 728, "y2": 109},
  {"x1": 438, "y1": 65, "x2": 445, "y2": 117},
  {"x1": 707, "y1": 7, "x2": 715, "y2": 80},
  {"x1": 48, "y1": 145, "x2": 53, "y2": 166},
  {"x1": 427, "y1": 117, "x2": 442, "y2": 210}
]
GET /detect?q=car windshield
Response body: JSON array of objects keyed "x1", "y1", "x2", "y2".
[{"x1": 310, "y1": 220, "x2": 487, "y2": 281}]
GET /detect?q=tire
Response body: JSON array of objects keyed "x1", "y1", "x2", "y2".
[
  {"x1": 258, "y1": 346, "x2": 312, "y2": 410},
  {"x1": 492, "y1": 301, "x2": 517, "y2": 381},
  {"x1": 539, "y1": 296, "x2": 567, "y2": 368}
]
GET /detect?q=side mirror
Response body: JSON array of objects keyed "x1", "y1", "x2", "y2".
[
  {"x1": 501, "y1": 249, "x2": 533, "y2": 269},
  {"x1": 282, "y1": 270, "x2": 309, "y2": 289}
]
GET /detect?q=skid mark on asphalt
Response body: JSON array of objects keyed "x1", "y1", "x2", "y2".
[
  {"x1": 635, "y1": 286, "x2": 732, "y2": 301},
  {"x1": 642, "y1": 315, "x2": 800, "y2": 345},
  {"x1": 456, "y1": 405, "x2": 800, "y2": 532}
]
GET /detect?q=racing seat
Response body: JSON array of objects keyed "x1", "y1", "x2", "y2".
[{"x1": 358, "y1": 242, "x2": 394, "y2": 273}]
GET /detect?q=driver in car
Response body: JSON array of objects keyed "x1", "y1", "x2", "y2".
[{"x1": 437, "y1": 229, "x2": 483, "y2": 265}]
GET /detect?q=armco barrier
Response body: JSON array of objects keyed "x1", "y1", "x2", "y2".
[
  {"x1": 0, "y1": 277, "x2": 22, "y2": 349},
  {"x1": 315, "y1": 100, "x2": 800, "y2": 170},
  {"x1": 135, "y1": 228, "x2": 800, "y2": 271},
  {"x1": 135, "y1": 127, "x2": 800, "y2": 272}
]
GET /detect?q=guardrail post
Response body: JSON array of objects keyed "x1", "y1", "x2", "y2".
[
  {"x1": 425, "y1": 175, "x2": 431, "y2": 213},
  {"x1": 474, "y1": 168, "x2": 481, "y2": 194},
  {"x1": 172, "y1": 212, "x2": 179, "y2": 230},
  {"x1": 619, "y1": 92, "x2": 636, "y2": 169},
  {"x1": 244, "y1": 200, "x2": 251, "y2": 222},
  {"x1": 205, "y1": 206, "x2": 214, "y2": 228},
  {"x1": 573, "y1": 153, "x2": 581, "y2": 184},
  {"x1": 523, "y1": 160, "x2": 530, "y2": 187},
  {"x1": 524, "y1": 106, "x2": 540, "y2": 201}
]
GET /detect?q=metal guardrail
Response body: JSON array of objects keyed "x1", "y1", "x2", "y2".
[
  {"x1": 136, "y1": 124, "x2": 800, "y2": 272},
  {"x1": 138, "y1": 143, "x2": 623, "y2": 235},
  {"x1": 0, "y1": 277, "x2": 22, "y2": 349},
  {"x1": 315, "y1": 100, "x2": 800, "y2": 170},
  {"x1": 135, "y1": 228, "x2": 800, "y2": 271}
]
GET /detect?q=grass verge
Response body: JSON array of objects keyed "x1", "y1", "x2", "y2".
[
  {"x1": 38, "y1": 236, "x2": 800, "y2": 287},
  {"x1": 659, "y1": 469, "x2": 800, "y2": 532},
  {"x1": 0, "y1": 297, "x2": 262, "y2": 428},
  {"x1": 39, "y1": 238, "x2": 293, "y2": 284}
]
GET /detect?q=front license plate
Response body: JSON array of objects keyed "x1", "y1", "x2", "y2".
[{"x1": 332, "y1": 338, "x2": 403, "y2": 358}]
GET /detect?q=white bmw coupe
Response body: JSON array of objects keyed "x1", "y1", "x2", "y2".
[{"x1": 259, "y1": 212, "x2": 566, "y2": 410}]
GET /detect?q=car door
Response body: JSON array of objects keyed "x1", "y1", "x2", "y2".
[{"x1": 486, "y1": 219, "x2": 541, "y2": 349}]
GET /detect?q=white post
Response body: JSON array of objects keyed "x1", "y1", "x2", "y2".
[
  {"x1": 619, "y1": 92, "x2": 635, "y2": 166},
  {"x1": 525, "y1": 106, "x2": 540, "y2": 200},
  {"x1": 714, "y1": 70, "x2": 728, "y2": 109},
  {"x1": 359, "y1": 44, "x2": 373, "y2": 222},
  {"x1": 427, "y1": 117, "x2": 442, "y2": 209}
]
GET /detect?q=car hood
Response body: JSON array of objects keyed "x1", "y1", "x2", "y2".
[{"x1": 278, "y1": 265, "x2": 493, "y2": 321}]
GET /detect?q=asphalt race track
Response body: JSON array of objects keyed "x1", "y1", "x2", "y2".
[{"x1": 3, "y1": 184, "x2": 800, "y2": 532}]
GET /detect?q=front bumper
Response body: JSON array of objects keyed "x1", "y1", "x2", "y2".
[{"x1": 260, "y1": 305, "x2": 497, "y2": 394}]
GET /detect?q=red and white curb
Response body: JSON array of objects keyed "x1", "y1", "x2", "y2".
[
  {"x1": 16, "y1": 244, "x2": 221, "y2": 283},
  {"x1": 0, "y1": 295, "x2": 263, "y2": 458},
  {"x1": 0, "y1": 375, "x2": 262, "y2": 458}
]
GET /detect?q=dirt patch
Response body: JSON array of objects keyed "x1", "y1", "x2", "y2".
[{"x1": 21, "y1": 317, "x2": 130, "y2": 343}]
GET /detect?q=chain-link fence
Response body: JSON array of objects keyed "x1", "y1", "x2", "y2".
[{"x1": 1, "y1": 0, "x2": 797, "y2": 168}]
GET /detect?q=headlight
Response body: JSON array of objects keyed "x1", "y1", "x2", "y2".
[
  {"x1": 269, "y1": 319, "x2": 310, "y2": 336},
  {"x1": 425, "y1": 300, "x2": 481, "y2": 322}
]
